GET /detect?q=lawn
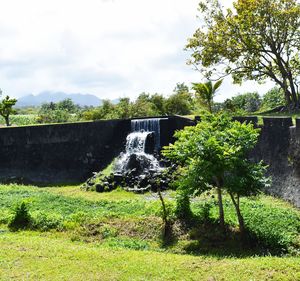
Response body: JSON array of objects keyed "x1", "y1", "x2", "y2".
[{"x1": 0, "y1": 184, "x2": 299, "y2": 280}]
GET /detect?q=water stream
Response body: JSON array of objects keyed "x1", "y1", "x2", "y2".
[{"x1": 114, "y1": 118, "x2": 164, "y2": 174}]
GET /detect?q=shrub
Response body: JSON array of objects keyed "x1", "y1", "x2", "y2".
[
  {"x1": 242, "y1": 201, "x2": 300, "y2": 254},
  {"x1": 31, "y1": 212, "x2": 64, "y2": 231},
  {"x1": 8, "y1": 201, "x2": 32, "y2": 231}
]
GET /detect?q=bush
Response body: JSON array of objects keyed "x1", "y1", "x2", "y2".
[
  {"x1": 8, "y1": 201, "x2": 32, "y2": 231},
  {"x1": 31, "y1": 212, "x2": 64, "y2": 231},
  {"x1": 242, "y1": 201, "x2": 300, "y2": 254}
]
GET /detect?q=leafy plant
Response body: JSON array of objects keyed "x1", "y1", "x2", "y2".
[
  {"x1": 8, "y1": 201, "x2": 32, "y2": 231},
  {"x1": 163, "y1": 113, "x2": 269, "y2": 235},
  {"x1": 192, "y1": 80, "x2": 223, "y2": 113}
]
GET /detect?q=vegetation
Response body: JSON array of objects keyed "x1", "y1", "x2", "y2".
[
  {"x1": 261, "y1": 87, "x2": 286, "y2": 111},
  {"x1": 82, "y1": 85, "x2": 194, "y2": 121},
  {"x1": 0, "y1": 184, "x2": 298, "y2": 280},
  {"x1": 37, "y1": 98, "x2": 81, "y2": 124},
  {"x1": 192, "y1": 79, "x2": 223, "y2": 113},
  {"x1": 163, "y1": 114, "x2": 269, "y2": 236},
  {"x1": 186, "y1": 0, "x2": 300, "y2": 110},
  {"x1": 8, "y1": 201, "x2": 32, "y2": 231},
  {"x1": 0, "y1": 89, "x2": 17, "y2": 126}
]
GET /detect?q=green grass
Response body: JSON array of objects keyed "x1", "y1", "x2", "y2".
[
  {"x1": 0, "y1": 231, "x2": 299, "y2": 281},
  {"x1": 0, "y1": 184, "x2": 299, "y2": 280}
]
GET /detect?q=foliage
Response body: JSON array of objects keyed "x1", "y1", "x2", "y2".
[
  {"x1": 0, "y1": 89, "x2": 17, "y2": 126},
  {"x1": 175, "y1": 190, "x2": 193, "y2": 222},
  {"x1": 37, "y1": 99, "x2": 80, "y2": 124},
  {"x1": 192, "y1": 80, "x2": 223, "y2": 113},
  {"x1": 8, "y1": 201, "x2": 32, "y2": 231},
  {"x1": 163, "y1": 113, "x2": 269, "y2": 233},
  {"x1": 82, "y1": 84, "x2": 193, "y2": 121},
  {"x1": 187, "y1": 0, "x2": 300, "y2": 109},
  {"x1": 261, "y1": 87, "x2": 286, "y2": 110},
  {"x1": 165, "y1": 83, "x2": 193, "y2": 115},
  {"x1": 241, "y1": 200, "x2": 300, "y2": 253},
  {"x1": 230, "y1": 92, "x2": 262, "y2": 113},
  {"x1": 0, "y1": 184, "x2": 299, "y2": 256},
  {"x1": 0, "y1": 114, "x2": 38, "y2": 126}
]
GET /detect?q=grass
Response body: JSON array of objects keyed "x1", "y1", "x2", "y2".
[
  {"x1": 0, "y1": 231, "x2": 299, "y2": 281},
  {"x1": 0, "y1": 184, "x2": 299, "y2": 280}
]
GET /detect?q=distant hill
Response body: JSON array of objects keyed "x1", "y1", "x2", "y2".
[{"x1": 16, "y1": 91, "x2": 104, "y2": 107}]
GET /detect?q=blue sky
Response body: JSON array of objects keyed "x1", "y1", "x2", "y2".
[{"x1": 0, "y1": 0, "x2": 274, "y2": 101}]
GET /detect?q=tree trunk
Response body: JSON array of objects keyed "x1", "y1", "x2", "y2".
[
  {"x1": 158, "y1": 188, "x2": 169, "y2": 239},
  {"x1": 229, "y1": 193, "x2": 245, "y2": 237},
  {"x1": 5, "y1": 116, "x2": 10, "y2": 127},
  {"x1": 287, "y1": 74, "x2": 299, "y2": 109},
  {"x1": 215, "y1": 179, "x2": 225, "y2": 234}
]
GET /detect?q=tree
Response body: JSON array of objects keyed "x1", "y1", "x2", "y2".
[
  {"x1": 192, "y1": 80, "x2": 223, "y2": 113},
  {"x1": 0, "y1": 90, "x2": 17, "y2": 126},
  {"x1": 115, "y1": 98, "x2": 132, "y2": 119},
  {"x1": 57, "y1": 98, "x2": 79, "y2": 113},
  {"x1": 82, "y1": 100, "x2": 116, "y2": 121},
  {"x1": 37, "y1": 99, "x2": 80, "y2": 124},
  {"x1": 261, "y1": 87, "x2": 285, "y2": 110},
  {"x1": 149, "y1": 94, "x2": 166, "y2": 115},
  {"x1": 187, "y1": 0, "x2": 300, "y2": 109},
  {"x1": 231, "y1": 92, "x2": 262, "y2": 112},
  {"x1": 163, "y1": 114, "x2": 269, "y2": 235}
]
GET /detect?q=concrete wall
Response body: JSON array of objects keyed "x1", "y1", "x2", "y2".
[
  {"x1": 0, "y1": 116, "x2": 193, "y2": 184},
  {"x1": 234, "y1": 116, "x2": 299, "y2": 207}
]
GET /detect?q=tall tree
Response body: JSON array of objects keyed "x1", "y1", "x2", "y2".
[
  {"x1": 0, "y1": 90, "x2": 17, "y2": 126},
  {"x1": 187, "y1": 0, "x2": 300, "y2": 109},
  {"x1": 192, "y1": 80, "x2": 223, "y2": 113}
]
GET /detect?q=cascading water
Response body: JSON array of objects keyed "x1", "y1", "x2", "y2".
[
  {"x1": 131, "y1": 118, "x2": 161, "y2": 150},
  {"x1": 114, "y1": 118, "x2": 165, "y2": 174}
]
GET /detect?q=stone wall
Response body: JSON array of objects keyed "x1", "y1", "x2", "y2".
[{"x1": 0, "y1": 116, "x2": 193, "y2": 184}]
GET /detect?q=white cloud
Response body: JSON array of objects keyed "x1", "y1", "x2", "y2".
[{"x1": 0, "y1": 0, "x2": 274, "y2": 101}]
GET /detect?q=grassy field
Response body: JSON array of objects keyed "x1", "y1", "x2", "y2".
[{"x1": 0, "y1": 184, "x2": 299, "y2": 280}]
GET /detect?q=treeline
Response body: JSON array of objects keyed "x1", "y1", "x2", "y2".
[{"x1": 1, "y1": 84, "x2": 286, "y2": 126}]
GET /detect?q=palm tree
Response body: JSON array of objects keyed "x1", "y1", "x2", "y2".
[{"x1": 192, "y1": 80, "x2": 223, "y2": 113}]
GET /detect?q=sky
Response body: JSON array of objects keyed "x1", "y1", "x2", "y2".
[{"x1": 0, "y1": 0, "x2": 274, "y2": 101}]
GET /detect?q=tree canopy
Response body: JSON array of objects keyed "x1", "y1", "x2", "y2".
[{"x1": 186, "y1": 0, "x2": 300, "y2": 109}]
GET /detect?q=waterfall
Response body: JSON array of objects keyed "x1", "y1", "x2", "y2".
[
  {"x1": 114, "y1": 118, "x2": 164, "y2": 174},
  {"x1": 131, "y1": 118, "x2": 162, "y2": 150}
]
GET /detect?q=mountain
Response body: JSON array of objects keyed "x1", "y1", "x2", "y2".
[{"x1": 16, "y1": 91, "x2": 103, "y2": 107}]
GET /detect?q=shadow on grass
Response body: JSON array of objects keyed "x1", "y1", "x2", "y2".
[{"x1": 162, "y1": 216, "x2": 289, "y2": 258}]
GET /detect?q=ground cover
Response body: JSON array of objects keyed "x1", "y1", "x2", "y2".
[
  {"x1": 0, "y1": 184, "x2": 299, "y2": 280},
  {"x1": 0, "y1": 231, "x2": 299, "y2": 281}
]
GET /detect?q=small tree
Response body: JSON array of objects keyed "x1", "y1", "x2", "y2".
[
  {"x1": 192, "y1": 80, "x2": 223, "y2": 113},
  {"x1": 163, "y1": 114, "x2": 269, "y2": 235},
  {"x1": 0, "y1": 90, "x2": 17, "y2": 126}
]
